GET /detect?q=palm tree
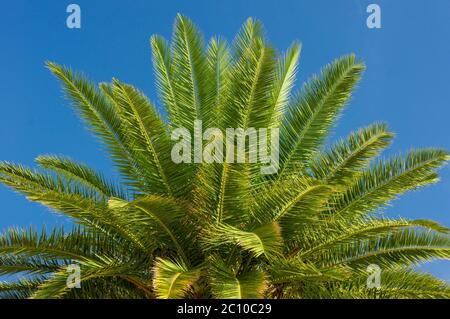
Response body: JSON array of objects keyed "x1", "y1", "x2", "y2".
[{"x1": 0, "y1": 14, "x2": 449, "y2": 299}]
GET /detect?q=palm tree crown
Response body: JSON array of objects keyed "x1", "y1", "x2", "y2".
[{"x1": 0, "y1": 14, "x2": 449, "y2": 299}]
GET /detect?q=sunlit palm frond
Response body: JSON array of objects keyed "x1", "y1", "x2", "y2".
[
  {"x1": 277, "y1": 55, "x2": 365, "y2": 180},
  {"x1": 0, "y1": 16, "x2": 448, "y2": 299}
]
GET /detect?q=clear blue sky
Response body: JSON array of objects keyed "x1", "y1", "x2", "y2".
[{"x1": 0, "y1": 0, "x2": 449, "y2": 282}]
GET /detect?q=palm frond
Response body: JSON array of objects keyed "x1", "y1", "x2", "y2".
[
  {"x1": 203, "y1": 222, "x2": 282, "y2": 259},
  {"x1": 0, "y1": 278, "x2": 46, "y2": 299},
  {"x1": 252, "y1": 177, "x2": 333, "y2": 240},
  {"x1": 36, "y1": 155, "x2": 126, "y2": 199},
  {"x1": 209, "y1": 256, "x2": 266, "y2": 299},
  {"x1": 205, "y1": 37, "x2": 231, "y2": 125},
  {"x1": 171, "y1": 14, "x2": 209, "y2": 129},
  {"x1": 317, "y1": 269, "x2": 450, "y2": 299},
  {"x1": 297, "y1": 217, "x2": 449, "y2": 259},
  {"x1": 0, "y1": 226, "x2": 128, "y2": 264},
  {"x1": 150, "y1": 35, "x2": 179, "y2": 127},
  {"x1": 0, "y1": 254, "x2": 64, "y2": 276},
  {"x1": 277, "y1": 55, "x2": 365, "y2": 179},
  {"x1": 232, "y1": 17, "x2": 264, "y2": 62},
  {"x1": 0, "y1": 16, "x2": 448, "y2": 299},
  {"x1": 47, "y1": 62, "x2": 146, "y2": 192},
  {"x1": 226, "y1": 39, "x2": 276, "y2": 129},
  {"x1": 267, "y1": 41, "x2": 301, "y2": 128},
  {"x1": 31, "y1": 258, "x2": 148, "y2": 299},
  {"x1": 268, "y1": 258, "x2": 350, "y2": 285},
  {"x1": 330, "y1": 149, "x2": 449, "y2": 219},
  {"x1": 152, "y1": 257, "x2": 199, "y2": 299},
  {"x1": 309, "y1": 123, "x2": 394, "y2": 185},
  {"x1": 193, "y1": 163, "x2": 254, "y2": 226},
  {"x1": 320, "y1": 228, "x2": 450, "y2": 269},
  {"x1": 108, "y1": 79, "x2": 177, "y2": 196},
  {"x1": 0, "y1": 162, "x2": 150, "y2": 250},
  {"x1": 129, "y1": 195, "x2": 192, "y2": 264}
]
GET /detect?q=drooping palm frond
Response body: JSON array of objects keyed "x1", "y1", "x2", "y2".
[
  {"x1": 125, "y1": 195, "x2": 194, "y2": 265},
  {"x1": 268, "y1": 257, "x2": 351, "y2": 286},
  {"x1": 0, "y1": 278, "x2": 46, "y2": 299},
  {"x1": 251, "y1": 177, "x2": 333, "y2": 239},
  {"x1": 30, "y1": 257, "x2": 151, "y2": 299},
  {"x1": 36, "y1": 155, "x2": 126, "y2": 199},
  {"x1": 0, "y1": 254, "x2": 62, "y2": 277},
  {"x1": 296, "y1": 217, "x2": 449, "y2": 259},
  {"x1": 208, "y1": 256, "x2": 267, "y2": 299},
  {"x1": 329, "y1": 149, "x2": 449, "y2": 220},
  {"x1": 203, "y1": 222, "x2": 283, "y2": 259},
  {"x1": 0, "y1": 226, "x2": 131, "y2": 264},
  {"x1": 317, "y1": 228, "x2": 450, "y2": 270},
  {"x1": 152, "y1": 257, "x2": 199, "y2": 299},
  {"x1": 311, "y1": 269, "x2": 450, "y2": 299}
]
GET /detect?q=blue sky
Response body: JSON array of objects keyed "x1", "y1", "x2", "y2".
[{"x1": 0, "y1": 0, "x2": 449, "y2": 282}]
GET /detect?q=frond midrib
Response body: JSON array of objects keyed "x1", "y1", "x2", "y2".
[
  {"x1": 297, "y1": 220, "x2": 413, "y2": 258},
  {"x1": 332, "y1": 155, "x2": 443, "y2": 218},
  {"x1": 121, "y1": 89, "x2": 173, "y2": 196},
  {"x1": 321, "y1": 130, "x2": 389, "y2": 182},
  {"x1": 331, "y1": 245, "x2": 450, "y2": 267},
  {"x1": 277, "y1": 63, "x2": 356, "y2": 180},
  {"x1": 273, "y1": 184, "x2": 329, "y2": 221}
]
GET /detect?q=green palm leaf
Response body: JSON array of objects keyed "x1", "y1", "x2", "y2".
[
  {"x1": 320, "y1": 228, "x2": 450, "y2": 269},
  {"x1": 209, "y1": 257, "x2": 267, "y2": 299},
  {"x1": 36, "y1": 155, "x2": 126, "y2": 199},
  {"x1": 108, "y1": 79, "x2": 176, "y2": 195},
  {"x1": 0, "y1": 278, "x2": 46, "y2": 299},
  {"x1": 203, "y1": 222, "x2": 283, "y2": 259},
  {"x1": 267, "y1": 42, "x2": 301, "y2": 128},
  {"x1": 309, "y1": 123, "x2": 394, "y2": 185},
  {"x1": 330, "y1": 149, "x2": 449, "y2": 220},
  {"x1": 152, "y1": 258, "x2": 199, "y2": 299},
  {"x1": 277, "y1": 55, "x2": 365, "y2": 180}
]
